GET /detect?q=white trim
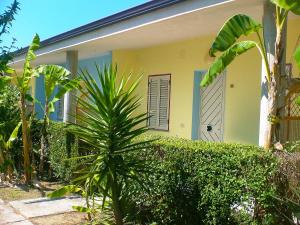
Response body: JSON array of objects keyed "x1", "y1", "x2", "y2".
[{"x1": 12, "y1": 0, "x2": 234, "y2": 64}]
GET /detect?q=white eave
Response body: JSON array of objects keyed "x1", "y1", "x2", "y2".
[{"x1": 11, "y1": 0, "x2": 266, "y2": 69}]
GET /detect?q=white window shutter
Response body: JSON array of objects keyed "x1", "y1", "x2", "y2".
[
  {"x1": 148, "y1": 78, "x2": 159, "y2": 128},
  {"x1": 158, "y1": 76, "x2": 170, "y2": 130},
  {"x1": 148, "y1": 75, "x2": 170, "y2": 130}
]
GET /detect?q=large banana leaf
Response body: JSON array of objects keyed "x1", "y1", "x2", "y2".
[
  {"x1": 35, "y1": 64, "x2": 80, "y2": 114},
  {"x1": 201, "y1": 41, "x2": 257, "y2": 87},
  {"x1": 6, "y1": 122, "x2": 21, "y2": 149},
  {"x1": 18, "y1": 34, "x2": 40, "y2": 91},
  {"x1": 271, "y1": 0, "x2": 300, "y2": 15},
  {"x1": 35, "y1": 65, "x2": 71, "y2": 98},
  {"x1": 295, "y1": 45, "x2": 300, "y2": 69},
  {"x1": 209, "y1": 14, "x2": 262, "y2": 57}
]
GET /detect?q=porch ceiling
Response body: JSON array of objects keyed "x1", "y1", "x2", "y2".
[{"x1": 12, "y1": 0, "x2": 266, "y2": 69}]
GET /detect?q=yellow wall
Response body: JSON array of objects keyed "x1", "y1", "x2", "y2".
[
  {"x1": 287, "y1": 18, "x2": 300, "y2": 78},
  {"x1": 112, "y1": 17, "x2": 300, "y2": 145}
]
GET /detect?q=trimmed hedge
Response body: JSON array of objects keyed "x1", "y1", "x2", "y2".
[
  {"x1": 31, "y1": 120, "x2": 78, "y2": 181},
  {"x1": 47, "y1": 122, "x2": 78, "y2": 181},
  {"x1": 125, "y1": 135, "x2": 278, "y2": 225}
]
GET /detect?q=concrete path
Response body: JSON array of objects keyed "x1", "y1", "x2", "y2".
[
  {"x1": 0, "y1": 197, "x2": 85, "y2": 224},
  {"x1": 0, "y1": 199, "x2": 33, "y2": 225},
  {"x1": 9, "y1": 196, "x2": 85, "y2": 218}
]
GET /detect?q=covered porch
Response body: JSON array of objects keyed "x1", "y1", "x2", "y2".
[{"x1": 11, "y1": 0, "x2": 300, "y2": 145}]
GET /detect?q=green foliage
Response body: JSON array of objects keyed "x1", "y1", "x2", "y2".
[
  {"x1": 200, "y1": 13, "x2": 266, "y2": 87},
  {"x1": 48, "y1": 185, "x2": 81, "y2": 198},
  {"x1": 201, "y1": 41, "x2": 257, "y2": 87},
  {"x1": 30, "y1": 120, "x2": 79, "y2": 181},
  {"x1": 295, "y1": 45, "x2": 300, "y2": 69},
  {"x1": 35, "y1": 64, "x2": 79, "y2": 114},
  {"x1": 0, "y1": 0, "x2": 20, "y2": 37},
  {"x1": 18, "y1": 34, "x2": 40, "y2": 93},
  {"x1": 126, "y1": 135, "x2": 278, "y2": 225},
  {"x1": 271, "y1": 0, "x2": 300, "y2": 15},
  {"x1": 50, "y1": 65, "x2": 151, "y2": 225},
  {"x1": 0, "y1": 0, "x2": 20, "y2": 75},
  {"x1": 47, "y1": 122, "x2": 79, "y2": 181},
  {"x1": 209, "y1": 14, "x2": 262, "y2": 57},
  {"x1": 0, "y1": 85, "x2": 20, "y2": 175},
  {"x1": 0, "y1": 122, "x2": 21, "y2": 177},
  {"x1": 0, "y1": 84, "x2": 20, "y2": 137}
]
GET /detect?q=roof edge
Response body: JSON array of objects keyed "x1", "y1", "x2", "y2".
[{"x1": 14, "y1": 0, "x2": 186, "y2": 56}]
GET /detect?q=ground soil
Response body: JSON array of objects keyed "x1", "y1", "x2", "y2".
[
  {"x1": 30, "y1": 211, "x2": 87, "y2": 225},
  {"x1": 0, "y1": 181, "x2": 63, "y2": 201}
]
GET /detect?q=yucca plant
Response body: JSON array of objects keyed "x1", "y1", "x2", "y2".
[{"x1": 50, "y1": 65, "x2": 151, "y2": 225}]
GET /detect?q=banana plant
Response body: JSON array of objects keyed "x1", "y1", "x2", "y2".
[
  {"x1": 14, "y1": 34, "x2": 40, "y2": 183},
  {"x1": 34, "y1": 65, "x2": 79, "y2": 176},
  {"x1": 201, "y1": 0, "x2": 300, "y2": 149},
  {"x1": 1, "y1": 33, "x2": 78, "y2": 183},
  {"x1": 0, "y1": 122, "x2": 21, "y2": 181}
]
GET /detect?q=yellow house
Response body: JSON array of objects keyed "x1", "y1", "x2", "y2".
[{"x1": 11, "y1": 0, "x2": 300, "y2": 146}]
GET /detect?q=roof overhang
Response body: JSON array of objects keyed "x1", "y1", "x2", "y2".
[{"x1": 11, "y1": 0, "x2": 267, "y2": 69}]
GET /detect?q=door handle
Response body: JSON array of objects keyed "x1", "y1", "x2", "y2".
[{"x1": 207, "y1": 125, "x2": 212, "y2": 132}]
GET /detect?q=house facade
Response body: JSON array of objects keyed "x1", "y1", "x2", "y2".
[{"x1": 12, "y1": 0, "x2": 300, "y2": 145}]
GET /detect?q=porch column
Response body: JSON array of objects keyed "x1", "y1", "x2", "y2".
[
  {"x1": 259, "y1": 2, "x2": 287, "y2": 146},
  {"x1": 63, "y1": 50, "x2": 78, "y2": 123}
]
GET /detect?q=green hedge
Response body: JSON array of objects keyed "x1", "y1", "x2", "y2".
[
  {"x1": 31, "y1": 120, "x2": 78, "y2": 181},
  {"x1": 125, "y1": 135, "x2": 278, "y2": 225},
  {"x1": 47, "y1": 122, "x2": 78, "y2": 181}
]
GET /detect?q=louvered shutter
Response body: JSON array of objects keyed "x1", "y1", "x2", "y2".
[
  {"x1": 148, "y1": 78, "x2": 159, "y2": 128},
  {"x1": 148, "y1": 75, "x2": 170, "y2": 130}
]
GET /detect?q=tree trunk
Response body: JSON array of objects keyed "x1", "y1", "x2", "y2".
[
  {"x1": 39, "y1": 100, "x2": 49, "y2": 177},
  {"x1": 264, "y1": 18, "x2": 285, "y2": 149},
  {"x1": 111, "y1": 175, "x2": 124, "y2": 225},
  {"x1": 20, "y1": 95, "x2": 31, "y2": 184},
  {"x1": 265, "y1": 79, "x2": 278, "y2": 149}
]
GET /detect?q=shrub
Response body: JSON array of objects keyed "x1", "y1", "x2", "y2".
[
  {"x1": 125, "y1": 135, "x2": 278, "y2": 225},
  {"x1": 47, "y1": 122, "x2": 78, "y2": 181},
  {"x1": 31, "y1": 120, "x2": 78, "y2": 181},
  {"x1": 0, "y1": 85, "x2": 22, "y2": 174}
]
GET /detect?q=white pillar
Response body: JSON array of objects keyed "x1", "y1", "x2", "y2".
[
  {"x1": 63, "y1": 50, "x2": 78, "y2": 123},
  {"x1": 259, "y1": 2, "x2": 287, "y2": 146}
]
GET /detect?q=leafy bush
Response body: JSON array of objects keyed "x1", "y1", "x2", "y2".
[
  {"x1": 271, "y1": 150, "x2": 300, "y2": 224},
  {"x1": 125, "y1": 135, "x2": 279, "y2": 225},
  {"x1": 0, "y1": 85, "x2": 22, "y2": 174},
  {"x1": 31, "y1": 120, "x2": 78, "y2": 181},
  {"x1": 47, "y1": 122, "x2": 78, "y2": 181}
]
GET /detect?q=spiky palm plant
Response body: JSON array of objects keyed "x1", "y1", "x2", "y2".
[{"x1": 50, "y1": 65, "x2": 151, "y2": 225}]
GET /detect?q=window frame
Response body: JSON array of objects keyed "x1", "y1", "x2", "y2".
[{"x1": 147, "y1": 74, "x2": 171, "y2": 131}]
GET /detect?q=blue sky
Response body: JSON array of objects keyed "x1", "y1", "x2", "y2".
[{"x1": 1, "y1": 0, "x2": 148, "y2": 48}]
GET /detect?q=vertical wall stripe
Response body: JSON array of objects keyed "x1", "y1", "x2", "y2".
[
  {"x1": 34, "y1": 52, "x2": 113, "y2": 122},
  {"x1": 78, "y1": 51, "x2": 112, "y2": 86},
  {"x1": 191, "y1": 70, "x2": 205, "y2": 140},
  {"x1": 34, "y1": 75, "x2": 45, "y2": 120}
]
